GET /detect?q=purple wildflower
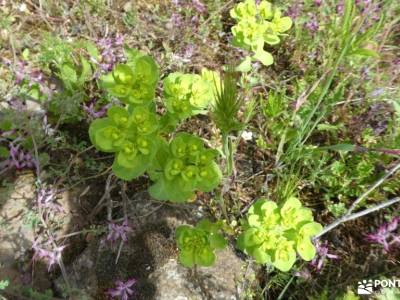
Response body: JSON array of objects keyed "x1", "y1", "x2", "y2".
[
  {"x1": 169, "y1": 13, "x2": 184, "y2": 28},
  {"x1": 314, "y1": 0, "x2": 322, "y2": 6},
  {"x1": 107, "y1": 279, "x2": 136, "y2": 300},
  {"x1": 107, "y1": 219, "x2": 133, "y2": 244},
  {"x1": 356, "y1": 0, "x2": 372, "y2": 7},
  {"x1": 83, "y1": 100, "x2": 111, "y2": 119},
  {"x1": 42, "y1": 114, "x2": 56, "y2": 137},
  {"x1": 37, "y1": 188, "x2": 64, "y2": 213},
  {"x1": 336, "y1": 2, "x2": 344, "y2": 15},
  {"x1": 2, "y1": 143, "x2": 37, "y2": 171},
  {"x1": 287, "y1": 1, "x2": 303, "y2": 20},
  {"x1": 97, "y1": 34, "x2": 125, "y2": 72},
  {"x1": 183, "y1": 44, "x2": 195, "y2": 62},
  {"x1": 365, "y1": 217, "x2": 400, "y2": 252},
  {"x1": 305, "y1": 13, "x2": 319, "y2": 33},
  {"x1": 8, "y1": 60, "x2": 52, "y2": 99},
  {"x1": 294, "y1": 268, "x2": 312, "y2": 280},
  {"x1": 32, "y1": 240, "x2": 66, "y2": 271},
  {"x1": 310, "y1": 241, "x2": 339, "y2": 273},
  {"x1": 191, "y1": 0, "x2": 207, "y2": 14}
]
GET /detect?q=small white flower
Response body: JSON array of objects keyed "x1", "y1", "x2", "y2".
[
  {"x1": 241, "y1": 131, "x2": 253, "y2": 141},
  {"x1": 18, "y1": 3, "x2": 27, "y2": 12}
]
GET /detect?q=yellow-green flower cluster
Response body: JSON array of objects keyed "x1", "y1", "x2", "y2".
[
  {"x1": 237, "y1": 197, "x2": 322, "y2": 272},
  {"x1": 230, "y1": 0, "x2": 292, "y2": 70}
]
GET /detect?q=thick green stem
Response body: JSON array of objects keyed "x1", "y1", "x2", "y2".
[{"x1": 222, "y1": 133, "x2": 234, "y2": 177}]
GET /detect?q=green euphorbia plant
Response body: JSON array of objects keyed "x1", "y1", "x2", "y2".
[
  {"x1": 230, "y1": 0, "x2": 292, "y2": 71},
  {"x1": 88, "y1": 48, "x2": 223, "y2": 202},
  {"x1": 148, "y1": 133, "x2": 222, "y2": 202},
  {"x1": 176, "y1": 219, "x2": 227, "y2": 267},
  {"x1": 237, "y1": 197, "x2": 323, "y2": 272},
  {"x1": 89, "y1": 105, "x2": 161, "y2": 180}
]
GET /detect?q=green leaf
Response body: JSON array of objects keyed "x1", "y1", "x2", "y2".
[
  {"x1": 60, "y1": 63, "x2": 78, "y2": 87},
  {"x1": 296, "y1": 238, "x2": 317, "y2": 261},
  {"x1": 108, "y1": 106, "x2": 129, "y2": 125},
  {"x1": 112, "y1": 157, "x2": 148, "y2": 180},
  {"x1": 258, "y1": 1, "x2": 273, "y2": 19},
  {"x1": 350, "y1": 48, "x2": 379, "y2": 58},
  {"x1": 236, "y1": 56, "x2": 252, "y2": 73},
  {"x1": 273, "y1": 241, "x2": 297, "y2": 272},
  {"x1": 263, "y1": 33, "x2": 280, "y2": 45},
  {"x1": 113, "y1": 64, "x2": 135, "y2": 84},
  {"x1": 251, "y1": 247, "x2": 271, "y2": 264},
  {"x1": 298, "y1": 222, "x2": 323, "y2": 239},
  {"x1": 149, "y1": 177, "x2": 195, "y2": 202},
  {"x1": 320, "y1": 143, "x2": 356, "y2": 152},
  {"x1": 253, "y1": 49, "x2": 273, "y2": 66},
  {"x1": 0, "y1": 120, "x2": 12, "y2": 131},
  {"x1": 85, "y1": 41, "x2": 100, "y2": 60},
  {"x1": 209, "y1": 233, "x2": 227, "y2": 249},
  {"x1": 196, "y1": 162, "x2": 222, "y2": 192},
  {"x1": 237, "y1": 228, "x2": 263, "y2": 250},
  {"x1": 195, "y1": 247, "x2": 216, "y2": 267},
  {"x1": 281, "y1": 197, "x2": 302, "y2": 214},
  {"x1": 274, "y1": 16, "x2": 292, "y2": 33},
  {"x1": 196, "y1": 219, "x2": 219, "y2": 233},
  {"x1": 79, "y1": 57, "x2": 92, "y2": 85},
  {"x1": 179, "y1": 249, "x2": 195, "y2": 268},
  {"x1": 0, "y1": 146, "x2": 9, "y2": 158},
  {"x1": 89, "y1": 118, "x2": 115, "y2": 152},
  {"x1": 124, "y1": 47, "x2": 141, "y2": 62}
]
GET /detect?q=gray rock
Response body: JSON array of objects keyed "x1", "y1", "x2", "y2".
[{"x1": 56, "y1": 192, "x2": 255, "y2": 300}]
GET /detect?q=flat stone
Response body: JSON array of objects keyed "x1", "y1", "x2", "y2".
[{"x1": 55, "y1": 192, "x2": 255, "y2": 300}]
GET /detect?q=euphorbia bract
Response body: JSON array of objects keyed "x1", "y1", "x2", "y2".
[
  {"x1": 230, "y1": 0, "x2": 292, "y2": 71},
  {"x1": 163, "y1": 70, "x2": 220, "y2": 120},
  {"x1": 100, "y1": 51, "x2": 159, "y2": 106},
  {"x1": 176, "y1": 219, "x2": 227, "y2": 267},
  {"x1": 148, "y1": 133, "x2": 222, "y2": 202},
  {"x1": 237, "y1": 197, "x2": 322, "y2": 272},
  {"x1": 89, "y1": 105, "x2": 161, "y2": 180}
]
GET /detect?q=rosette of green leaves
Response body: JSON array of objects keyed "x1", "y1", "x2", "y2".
[
  {"x1": 163, "y1": 72, "x2": 216, "y2": 120},
  {"x1": 89, "y1": 105, "x2": 160, "y2": 180},
  {"x1": 176, "y1": 219, "x2": 227, "y2": 267},
  {"x1": 237, "y1": 197, "x2": 322, "y2": 272},
  {"x1": 230, "y1": 0, "x2": 292, "y2": 70},
  {"x1": 148, "y1": 133, "x2": 222, "y2": 202},
  {"x1": 101, "y1": 50, "x2": 159, "y2": 105}
]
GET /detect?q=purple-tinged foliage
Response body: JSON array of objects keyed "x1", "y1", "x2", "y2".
[
  {"x1": 107, "y1": 279, "x2": 136, "y2": 300},
  {"x1": 310, "y1": 241, "x2": 339, "y2": 273},
  {"x1": 365, "y1": 217, "x2": 400, "y2": 252},
  {"x1": 107, "y1": 219, "x2": 133, "y2": 244}
]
